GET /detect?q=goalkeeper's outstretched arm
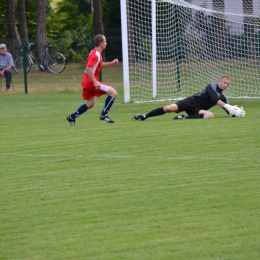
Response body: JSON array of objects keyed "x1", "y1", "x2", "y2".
[
  {"x1": 217, "y1": 100, "x2": 230, "y2": 115},
  {"x1": 217, "y1": 100, "x2": 245, "y2": 117}
]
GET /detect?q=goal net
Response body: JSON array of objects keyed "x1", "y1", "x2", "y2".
[{"x1": 121, "y1": 0, "x2": 260, "y2": 103}]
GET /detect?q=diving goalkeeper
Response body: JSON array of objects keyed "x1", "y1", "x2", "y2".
[{"x1": 134, "y1": 75, "x2": 245, "y2": 121}]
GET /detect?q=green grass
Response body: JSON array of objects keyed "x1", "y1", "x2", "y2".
[
  {"x1": 1, "y1": 87, "x2": 260, "y2": 259},
  {"x1": 10, "y1": 62, "x2": 123, "y2": 93}
]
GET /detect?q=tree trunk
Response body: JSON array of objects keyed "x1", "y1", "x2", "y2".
[
  {"x1": 18, "y1": 0, "x2": 29, "y2": 44},
  {"x1": 36, "y1": 0, "x2": 47, "y2": 64},
  {"x1": 93, "y1": 0, "x2": 105, "y2": 60},
  {"x1": 93, "y1": 0, "x2": 104, "y2": 35},
  {"x1": 7, "y1": 0, "x2": 21, "y2": 56}
]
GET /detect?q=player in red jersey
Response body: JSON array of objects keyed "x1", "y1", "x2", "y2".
[{"x1": 66, "y1": 34, "x2": 119, "y2": 125}]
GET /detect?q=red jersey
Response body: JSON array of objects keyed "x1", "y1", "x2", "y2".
[{"x1": 82, "y1": 48, "x2": 102, "y2": 89}]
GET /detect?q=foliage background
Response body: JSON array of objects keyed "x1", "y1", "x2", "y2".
[{"x1": 0, "y1": 0, "x2": 122, "y2": 62}]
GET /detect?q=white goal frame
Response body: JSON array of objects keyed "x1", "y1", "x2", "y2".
[{"x1": 121, "y1": 0, "x2": 260, "y2": 103}]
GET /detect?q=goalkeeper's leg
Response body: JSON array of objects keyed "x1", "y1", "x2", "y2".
[
  {"x1": 185, "y1": 110, "x2": 214, "y2": 119},
  {"x1": 146, "y1": 104, "x2": 180, "y2": 117},
  {"x1": 174, "y1": 110, "x2": 214, "y2": 120},
  {"x1": 173, "y1": 114, "x2": 204, "y2": 120},
  {"x1": 197, "y1": 110, "x2": 214, "y2": 119},
  {"x1": 185, "y1": 114, "x2": 204, "y2": 119},
  {"x1": 134, "y1": 107, "x2": 166, "y2": 120}
]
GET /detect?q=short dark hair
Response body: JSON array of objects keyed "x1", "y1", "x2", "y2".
[{"x1": 93, "y1": 34, "x2": 105, "y2": 47}]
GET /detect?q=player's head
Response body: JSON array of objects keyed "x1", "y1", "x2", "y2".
[
  {"x1": 93, "y1": 34, "x2": 107, "y2": 50},
  {"x1": 218, "y1": 74, "x2": 231, "y2": 90}
]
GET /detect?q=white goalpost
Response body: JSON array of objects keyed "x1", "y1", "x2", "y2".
[{"x1": 121, "y1": 0, "x2": 260, "y2": 103}]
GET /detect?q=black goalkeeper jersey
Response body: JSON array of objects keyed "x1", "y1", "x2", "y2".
[{"x1": 193, "y1": 83, "x2": 229, "y2": 110}]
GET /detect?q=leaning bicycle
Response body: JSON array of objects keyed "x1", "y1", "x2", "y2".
[{"x1": 14, "y1": 43, "x2": 66, "y2": 74}]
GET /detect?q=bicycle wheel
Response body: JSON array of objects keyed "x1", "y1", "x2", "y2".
[
  {"x1": 14, "y1": 55, "x2": 33, "y2": 74},
  {"x1": 45, "y1": 52, "x2": 66, "y2": 74}
]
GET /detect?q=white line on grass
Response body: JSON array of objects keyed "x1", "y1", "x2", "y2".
[{"x1": 0, "y1": 153, "x2": 259, "y2": 162}]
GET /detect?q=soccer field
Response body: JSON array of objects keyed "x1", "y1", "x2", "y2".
[{"x1": 0, "y1": 90, "x2": 260, "y2": 259}]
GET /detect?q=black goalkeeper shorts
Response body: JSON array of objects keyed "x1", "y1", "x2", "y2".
[{"x1": 175, "y1": 97, "x2": 202, "y2": 115}]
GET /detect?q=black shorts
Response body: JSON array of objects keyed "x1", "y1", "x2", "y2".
[{"x1": 175, "y1": 97, "x2": 202, "y2": 115}]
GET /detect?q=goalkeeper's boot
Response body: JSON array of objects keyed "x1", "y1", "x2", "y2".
[
  {"x1": 66, "y1": 115, "x2": 76, "y2": 125},
  {"x1": 99, "y1": 114, "x2": 115, "y2": 123},
  {"x1": 173, "y1": 115, "x2": 186, "y2": 120},
  {"x1": 133, "y1": 114, "x2": 147, "y2": 121}
]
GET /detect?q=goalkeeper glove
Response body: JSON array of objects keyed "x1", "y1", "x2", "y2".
[
  {"x1": 224, "y1": 105, "x2": 246, "y2": 117},
  {"x1": 223, "y1": 104, "x2": 233, "y2": 116},
  {"x1": 223, "y1": 104, "x2": 241, "y2": 117}
]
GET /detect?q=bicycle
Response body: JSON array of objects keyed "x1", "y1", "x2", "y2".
[{"x1": 14, "y1": 43, "x2": 66, "y2": 74}]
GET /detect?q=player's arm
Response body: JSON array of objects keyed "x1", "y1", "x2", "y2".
[
  {"x1": 217, "y1": 99, "x2": 233, "y2": 115},
  {"x1": 217, "y1": 100, "x2": 226, "y2": 107},
  {"x1": 101, "y1": 59, "x2": 119, "y2": 68},
  {"x1": 217, "y1": 100, "x2": 231, "y2": 115},
  {"x1": 217, "y1": 100, "x2": 245, "y2": 117},
  {"x1": 85, "y1": 66, "x2": 100, "y2": 88},
  {"x1": 205, "y1": 84, "x2": 222, "y2": 104}
]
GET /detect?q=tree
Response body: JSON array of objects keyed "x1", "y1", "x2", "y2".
[
  {"x1": 102, "y1": 0, "x2": 121, "y2": 35},
  {"x1": 18, "y1": 0, "x2": 29, "y2": 43},
  {"x1": 36, "y1": 0, "x2": 47, "y2": 63},
  {"x1": 1, "y1": 0, "x2": 121, "y2": 61},
  {"x1": 7, "y1": 0, "x2": 21, "y2": 55},
  {"x1": 73, "y1": 0, "x2": 92, "y2": 15},
  {"x1": 0, "y1": 1, "x2": 8, "y2": 38},
  {"x1": 52, "y1": 0, "x2": 92, "y2": 61},
  {"x1": 54, "y1": 0, "x2": 89, "y2": 32},
  {"x1": 93, "y1": 0, "x2": 104, "y2": 35}
]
